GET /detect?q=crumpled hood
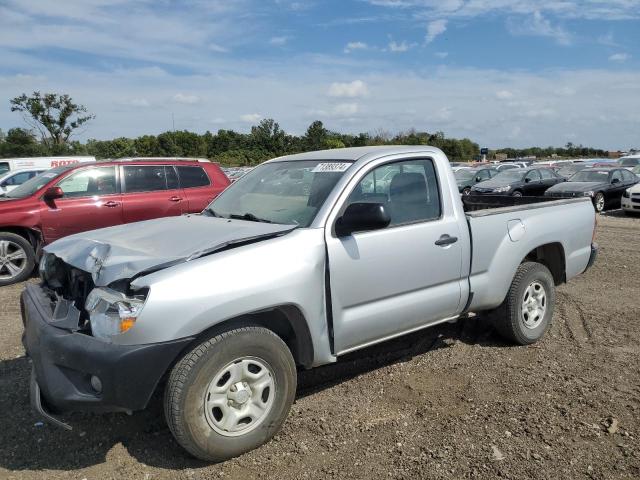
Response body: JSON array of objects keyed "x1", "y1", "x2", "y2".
[
  {"x1": 547, "y1": 181, "x2": 607, "y2": 193},
  {"x1": 44, "y1": 215, "x2": 297, "y2": 286}
]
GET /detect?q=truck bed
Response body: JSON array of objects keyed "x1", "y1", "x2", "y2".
[{"x1": 462, "y1": 195, "x2": 587, "y2": 216}]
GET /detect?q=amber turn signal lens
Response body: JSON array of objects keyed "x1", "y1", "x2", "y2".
[{"x1": 120, "y1": 318, "x2": 136, "y2": 333}]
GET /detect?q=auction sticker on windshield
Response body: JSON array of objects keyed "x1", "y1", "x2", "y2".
[{"x1": 312, "y1": 162, "x2": 351, "y2": 173}]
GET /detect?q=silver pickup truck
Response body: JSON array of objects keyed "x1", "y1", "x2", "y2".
[{"x1": 22, "y1": 146, "x2": 598, "y2": 461}]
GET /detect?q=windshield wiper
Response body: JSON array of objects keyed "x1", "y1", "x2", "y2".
[
  {"x1": 228, "y1": 213, "x2": 274, "y2": 223},
  {"x1": 203, "y1": 207, "x2": 223, "y2": 218}
]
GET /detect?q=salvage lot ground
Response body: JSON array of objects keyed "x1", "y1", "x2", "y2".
[{"x1": 1, "y1": 212, "x2": 639, "y2": 479}]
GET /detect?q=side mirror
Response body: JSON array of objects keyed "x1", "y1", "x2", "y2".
[
  {"x1": 611, "y1": 178, "x2": 620, "y2": 184},
  {"x1": 335, "y1": 202, "x2": 390, "y2": 237},
  {"x1": 475, "y1": 176, "x2": 482, "y2": 182},
  {"x1": 43, "y1": 186, "x2": 64, "y2": 201},
  {"x1": 524, "y1": 177, "x2": 531, "y2": 183}
]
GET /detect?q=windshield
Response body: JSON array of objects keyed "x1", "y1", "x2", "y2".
[
  {"x1": 491, "y1": 170, "x2": 526, "y2": 182},
  {"x1": 619, "y1": 158, "x2": 640, "y2": 167},
  {"x1": 205, "y1": 160, "x2": 352, "y2": 226},
  {"x1": 569, "y1": 170, "x2": 610, "y2": 183},
  {"x1": 454, "y1": 170, "x2": 476, "y2": 181},
  {"x1": 4, "y1": 166, "x2": 71, "y2": 198}
]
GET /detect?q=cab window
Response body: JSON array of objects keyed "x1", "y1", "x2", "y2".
[
  {"x1": 525, "y1": 170, "x2": 541, "y2": 181},
  {"x1": 347, "y1": 159, "x2": 441, "y2": 227}
]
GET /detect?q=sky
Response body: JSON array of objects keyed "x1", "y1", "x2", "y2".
[{"x1": 0, "y1": 0, "x2": 639, "y2": 150}]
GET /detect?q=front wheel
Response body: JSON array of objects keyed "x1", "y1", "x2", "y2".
[
  {"x1": 512, "y1": 190, "x2": 523, "y2": 197},
  {"x1": 0, "y1": 232, "x2": 35, "y2": 287},
  {"x1": 489, "y1": 262, "x2": 555, "y2": 345},
  {"x1": 462, "y1": 187, "x2": 471, "y2": 196},
  {"x1": 164, "y1": 327, "x2": 297, "y2": 462},
  {"x1": 593, "y1": 192, "x2": 605, "y2": 213}
]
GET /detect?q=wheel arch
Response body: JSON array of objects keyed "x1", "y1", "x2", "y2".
[
  {"x1": 523, "y1": 242, "x2": 566, "y2": 285},
  {"x1": 0, "y1": 226, "x2": 42, "y2": 253},
  {"x1": 180, "y1": 305, "x2": 314, "y2": 369}
]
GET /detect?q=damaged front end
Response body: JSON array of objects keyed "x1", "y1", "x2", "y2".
[{"x1": 38, "y1": 252, "x2": 148, "y2": 341}]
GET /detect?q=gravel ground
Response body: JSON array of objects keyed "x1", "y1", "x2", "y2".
[{"x1": 1, "y1": 212, "x2": 639, "y2": 479}]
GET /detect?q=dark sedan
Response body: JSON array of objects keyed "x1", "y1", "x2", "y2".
[
  {"x1": 454, "y1": 167, "x2": 498, "y2": 195},
  {"x1": 470, "y1": 167, "x2": 564, "y2": 197},
  {"x1": 544, "y1": 168, "x2": 639, "y2": 212}
]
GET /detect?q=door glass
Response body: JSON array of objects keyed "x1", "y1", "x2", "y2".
[
  {"x1": 539, "y1": 169, "x2": 555, "y2": 179},
  {"x1": 477, "y1": 170, "x2": 490, "y2": 180},
  {"x1": 0, "y1": 163, "x2": 8, "y2": 175},
  {"x1": 123, "y1": 165, "x2": 170, "y2": 193},
  {"x1": 165, "y1": 166, "x2": 180, "y2": 189},
  {"x1": 525, "y1": 170, "x2": 541, "y2": 181},
  {"x1": 348, "y1": 159, "x2": 441, "y2": 226},
  {"x1": 4, "y1": 171, "x2": 32, "y2": 186},
  {"x1": 57, "y1": 167, "x2": 117, "y2": 198},
  {"x1": 177, "y1": 166, "x2": 210, "y2": 188},
  {"x1": 612, "y1": 170, "x2": 623, "y2": 183}
]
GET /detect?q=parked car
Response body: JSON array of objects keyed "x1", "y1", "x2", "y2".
[
  {"x1": 471, "y1": 167, "x2": 564, "y2": 197},
  {"x1": 23, "y1": 146, "x2": 597, "y2": 461},
  {"x1": 0, "y1": 156, "x2": 94, "y2": 175},
  {"x1": 618, "y1": 155, "x2": 640, "y2": 170},
  {"x1": 621, "y1": 183, "x2": 640, "y2": 215},
  {"x1": 0, "y1": 168, "x2": 47, "y2": 193},
  {"x1": 454, "y1": 167, "x2": 498, "y2": 195},
  {"x1": 494, "y1": 163, "x2": 521, "y2": 171},
  {"x1": 544, "y1": 168, "x2": 638, "y2": 212},
  {"x1": 0, "y1": 158, "x2": 229, "y2": 286}
]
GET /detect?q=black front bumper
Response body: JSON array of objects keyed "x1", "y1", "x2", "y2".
[{"x1": 22, "y1": 283, "x2": 193, "y2": 418}]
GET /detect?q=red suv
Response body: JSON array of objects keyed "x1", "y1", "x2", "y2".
[{"x1": 0, "y1": 158, "x2": 230, "y2": 286}]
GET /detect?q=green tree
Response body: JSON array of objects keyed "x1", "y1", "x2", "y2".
[
  {"x1": 304, "y1": 121, "x2": 328, "y2": 150},
  {"x1": 10, "y1": 92, "x2": 94, "y2": 147},
  {"x1": 250, "y1": 118, "x2": 286, "y2": 155},
  {"x1": 0, "y1": 128, "x2": 45, "y2": 157}
]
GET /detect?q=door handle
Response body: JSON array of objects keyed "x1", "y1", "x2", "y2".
[
  {"x1": 435, "y1": 234, "x2": 458, "y2": 246},
  {"x1": 169, "y1": 196, "x2": 183, "y2": 202},
  {"x1": 104, "y1": 201, "x2": 119, "y2": 208}
]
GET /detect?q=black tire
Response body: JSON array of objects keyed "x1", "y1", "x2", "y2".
[
  {"x1": 489, "y1": 262, "x2": 555, "y2": 345},
  {"x1": 593, "y1": 192, "x2": 605, "y2": 213},
  {"x1": 164, "y1": 327, "x2": 297, "y2": 462},
  {"x1": 0, "y1": 232, "x2": 35, "y2": 287},
  {"x1": 512, "y1": 190, "x2": 523, "y2": 197}
]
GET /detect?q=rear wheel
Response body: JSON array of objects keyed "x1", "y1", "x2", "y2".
[
  {"x1": 489, "y1": 262, "x2": 555, "y2": 345},
  {"x1": 0, "y1": 232, "x2": 35, "y2": 286},
  {"x1": 593, "y1": 192, "x2": 605, "y2": 213},
  {"x1": 164, "y1": 327, "x2": 297, "y2": 462}
]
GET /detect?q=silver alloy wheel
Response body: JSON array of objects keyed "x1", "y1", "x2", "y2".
[
  {"x1": 521, "y1": 281, "x2": 547, "y2": 329},
  {"x1": 0, "y1": 240, "x2": 27, "y2": 281},
  {"x1": 594, "y1": 193, "x2": 605, "y2": 212},
  {"x1": 204, "y1": 356, "x2": 276, "y2": 437},
  {"x1": 512, "y1": 191, "x2": 523, "y2": 197}
]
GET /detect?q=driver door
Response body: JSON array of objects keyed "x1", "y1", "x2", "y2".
[
  {"x1": 325, "y1": 158, "x2": 464, "y2": 355},
  {"x1": 39, "y1": 166, "x2": 123, "y2": 243}
]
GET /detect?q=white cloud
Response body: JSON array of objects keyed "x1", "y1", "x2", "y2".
[
  {"x1": 426, "y1": 19, "x2": 447, "y2": 43},
  {"x1": 344, "y1": 41, "x2": 368, "y2": 53},
  {"x1": 328, "y1": 80, "x2": 369, "y2": 98},
  {"x1": 173, "y1": 93, "x2": 200, "y2": 104},
  {"x1": 388, "y1": 40, "x2": 410, "y2": 52},
  {"x1": 609, "y1": 53, "x2": 630, "y2": 63},
  {"x1": 496, "y1": 90, "x2": 514, "y2": 100},
  {"x1": 209, "y1": 43, "x2": 229, "y2": 53},
  {"x1": 435, "y1": 51, "x2": 449, "y2": 58},
  {"x1": 332, "y1": 103, "x2": 359, "y2": 116},
  {"x1": 507, "y1": 11, "x2": 572, "y2": 45},
  {"x1": 269, "y1": 36, "x2": 289, "y2": 46},
  {"x1": 240, "y1": 113, "x2": 262, "y2": 123},
  {"x1": 124, "y1": 98, "x2": 151, "y2": 108}
]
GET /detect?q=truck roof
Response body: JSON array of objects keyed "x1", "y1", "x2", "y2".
[{"x1": 271, "y1": 145, "x2": 442, "y2": 163}]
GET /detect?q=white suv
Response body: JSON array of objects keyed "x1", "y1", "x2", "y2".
[
  {"x1": 622, "y1": 183, "x2": 640, "y2": 215},
  {"x1": 0, "y1": 168, "x2": 46, "y2": 193}
]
